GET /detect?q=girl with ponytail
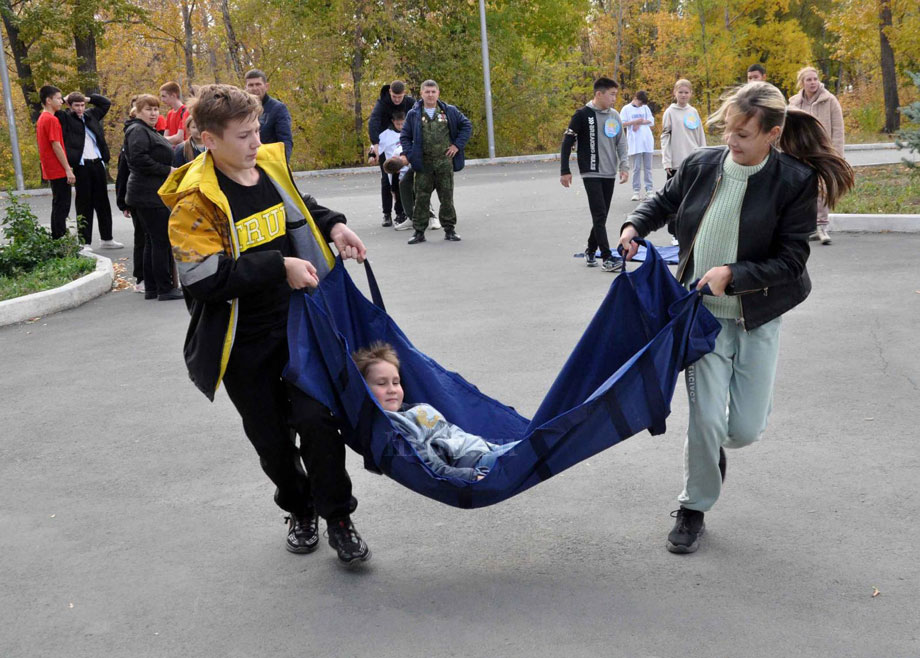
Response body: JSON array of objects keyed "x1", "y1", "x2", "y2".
[{"x1": 618, "y1": 81, "x2": 853, "y2": 554}]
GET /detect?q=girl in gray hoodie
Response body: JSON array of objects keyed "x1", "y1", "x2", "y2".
[{"x1": 353, "y1": 342, "x2": 519, "y2": 481}]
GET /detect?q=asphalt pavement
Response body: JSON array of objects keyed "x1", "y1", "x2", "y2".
[{"x1": 2, "y1": 158, "x2": 919, "y2": 657}]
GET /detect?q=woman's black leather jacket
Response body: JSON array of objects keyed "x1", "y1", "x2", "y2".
[{"x1": 624, "y1": 146, "x2": 818, "y2": 330}]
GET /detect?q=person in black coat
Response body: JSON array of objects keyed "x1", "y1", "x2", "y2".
[
  {"x1": 124, "y1": 94, "x2": 182, "y2": 301},
  {"x1": 368, "y1": 81, "x2": 415, "y2": 226},
  {"x1": 58, "y1": 92, "x2": 121, "y2": 248}
]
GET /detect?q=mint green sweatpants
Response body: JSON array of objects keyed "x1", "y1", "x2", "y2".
[{"x1": 679, "y1": 316, "x2": 783, "y2": 512}]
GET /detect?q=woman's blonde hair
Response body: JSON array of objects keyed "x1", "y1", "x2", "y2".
[
  {"x1": 707, "y1": 82, "x2": 854, "y2": 207},
  {"x1": 795, "y1": 66, "x2": 820, "y2": 90},
  {"x1": 352, "y1": 341, "x2": 400, "y2": 378}
]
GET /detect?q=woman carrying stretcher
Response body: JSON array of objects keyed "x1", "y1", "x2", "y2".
[{"x1": 618, "y1": 82, "x2": 854, "y2": 554}]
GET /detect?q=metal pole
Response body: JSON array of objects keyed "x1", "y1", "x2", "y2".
[
  {"x1": 0, "y1": 26, "x2": 25, "y2": 191},
  {"x1": 478, "y1": 0, "x2": 496, "y2": 159}
]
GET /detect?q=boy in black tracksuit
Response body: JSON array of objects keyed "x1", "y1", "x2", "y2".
[
  {"x1": 160, "y1": 84, "x2": 372, "y2": 565},
  {"x1": 560, "y1": 77, "x2": 630, "y2": 273}
]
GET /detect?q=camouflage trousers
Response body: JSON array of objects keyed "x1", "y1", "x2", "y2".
[{"x1": 412, "y1": 157, "x2": 456, "y2": 231}]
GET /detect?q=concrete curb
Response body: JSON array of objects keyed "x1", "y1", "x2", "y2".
[
  {"x1": 2, "y1": 143, "x2": 905, "y2": 195},
  {"x1": 0, "y1": 249, "x2": 113, "y2": 327},
  {"x1": 830, "y1": 213, "x2": 920, "y2": 233}
]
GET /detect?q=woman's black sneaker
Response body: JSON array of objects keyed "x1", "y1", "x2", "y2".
[
  {"x1": 284, "y1": 511, "x2": 319, "y2": 554},
  {"x1": 327, "y1": 519, "x2": 371, "y2": 565},
  {"x1": 667, "y1": 507, "x2": 705, "y2": 554},
  {"x1": 719, "y1": 447, "x2": 726, "y2": 483}
]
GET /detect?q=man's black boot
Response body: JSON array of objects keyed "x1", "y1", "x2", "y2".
[
  {"x1": 381, "y1": 213, "x2": 393, "y2": 227},
  {"x1": 408, "y1": 230, "x2": 426, "y2": 245},
  {"x1": 444, "y1": 229, "x2": 461, "y2": 242},
  {"x1": 666, "y1": 507, "x2": 705, "y2": 554},
  {"x1": 284, "y1": 511, "x2": 319, "y2": 554}
]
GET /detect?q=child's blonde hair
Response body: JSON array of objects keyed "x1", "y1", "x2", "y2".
[
  {"x1": 352, "y1": 341, "x2": 400, "y2": 377},
  {"x1": 674, "y1": 79, "x2": 692, "y2": 92}
]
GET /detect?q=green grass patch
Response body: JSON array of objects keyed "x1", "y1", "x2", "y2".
[
  {"x1": 0, "y1": 255, "x2": 96, "y2": 301},
  {"x1": 835, "y1": 164, "x2": 920, "y2": 214}
]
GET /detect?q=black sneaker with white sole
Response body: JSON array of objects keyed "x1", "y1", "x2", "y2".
[
  {"x1": 667, "y1": 507, "x2": 705, "y2": 554},
  {"x1": 585, "y1": 249, "x2": 598, "y2": 267},
  {"x1": 284, "y1": 511, "x2": 319, "y2": 554},
  {"x1": 327, "y1": 519, "x2": 371, "y2": 565}
]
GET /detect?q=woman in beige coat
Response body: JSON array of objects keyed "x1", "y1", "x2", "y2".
[{"x1": 789, "y1": 66, "x2": 844, "y2": 245}]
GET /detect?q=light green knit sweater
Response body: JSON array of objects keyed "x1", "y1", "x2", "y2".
[{"x1": 692, "y1": 153, "x2": 769, "y2": 318}]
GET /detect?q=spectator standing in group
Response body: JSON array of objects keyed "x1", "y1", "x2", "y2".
[
  {"x1": 116, "y1": 103, "x2": 146, "y2": 292},
  {"x1": 747, "y1": 64, "x2": 767, "y2": 82},
  {"x1": 172, "y1": 108, "x2": 206, "y2": 168},
  {"x1": 376, "y1": 110, "x2": 430, "y2": 230},
  {"x1": 400, "y1": 80, "x2": 472, "y2": 244},
  {"x1": 244, "y1": 69, "x2": 293, "y2": 161},
  {"x1": 620, "y1": 90, "x2": 655, "y2": 201},
  {"x1": 789, "y1": 66, "x2": 845, "y2": 245},
  {"x1": 36, "y1": 85, "x2": 74, "y2": 239},
  {"x1": 559, "y1": 77, "x2": 629, "y2": 273},
  {"x1": 159, "y1": 82, "x2": 188, "y2": 146},
  {"x1": 59, "y1": 91, "x2": 123, "y2": 249},
  {"x1": 123, "y1": 94, "x2": 182, "y2": 301},
  {"x1": 368, "y1": 81, "x2": 415, "y2": 227},
  {"x1": 660, "y1": 79, "x2": 706, "y2": 244}
]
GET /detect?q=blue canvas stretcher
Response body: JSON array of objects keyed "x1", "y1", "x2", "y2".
[
  {"x1": 284, "y1": 239, "x2": 720, "y2": 509},
  {"x1": 575, "y1": 243, "x2": 680, "y2": 264}
]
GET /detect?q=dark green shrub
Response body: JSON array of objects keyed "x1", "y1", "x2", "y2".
[{"x1": 0, "y1": 193, "x2": 83, "y2": 277}]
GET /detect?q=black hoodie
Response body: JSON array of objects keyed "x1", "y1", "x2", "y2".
[{"x1": 367, "y1": 84, "x2": 415, "y2": 145}]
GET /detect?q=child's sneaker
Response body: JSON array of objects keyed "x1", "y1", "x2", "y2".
[
  {"x1": 284, "y1": 511, "x2": 319, "y2": 554},
  {"x1": 630, "y1": 193, "x2": 640, "y2": 201},
  {"x1": 327, "y1": 518, "x2": 371, "y2": 565},
  {"x1": 393, "y1": 217, "x2": 413, "y2": 231},
  {"x1": 429, "y1": 217, "x2": 442, "y2": 230},
  {"x1": 602, "y1": 258, "x2": 623, "y2": 273},
  {"x1": 584, "y1": 249, "x2": 598, "y2": 267}
]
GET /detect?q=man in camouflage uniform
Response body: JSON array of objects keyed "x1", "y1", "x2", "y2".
[{"x1": 399, "y1": 80, "x2": 473, "y2": 244}]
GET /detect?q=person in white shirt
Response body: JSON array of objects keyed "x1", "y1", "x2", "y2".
[{"x1": 620, "y1": 90, "x2": 655, "y2": 201}]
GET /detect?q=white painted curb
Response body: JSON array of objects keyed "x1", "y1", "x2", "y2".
[
  {"x1": 830, "y1": 214, "x2": 920, "y2": 233},
  {"x1": 0, "y1": 249, "x2": 114, "y2": 327}
]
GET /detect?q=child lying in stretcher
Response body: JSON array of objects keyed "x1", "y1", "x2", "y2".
[{"x1": 352, "y1": 342, "x2": 519, "y2": 481}]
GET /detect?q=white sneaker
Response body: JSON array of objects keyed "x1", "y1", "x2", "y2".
[
  {"x1": 429, "y1": 218, "x2": 442, "y2": 230},
  {"x1": 816, "y1": 226, "x2": 832, "y2": 245},
  {"x1": 100, "y1": 239, "x2": 125, "y2": 249},
  {"x1": 82, "y1": 243, "x2": 93, "y2": 251},
  {"x1": 393, "y1": 218, "x2": 413, "y2": 231},
  {"x1": 671, "y1": 237, "x2": 679, "y2": 246},
  {"x1": 134, "y1": 281, "x2": 146, "y2": 294},
  {"x1": 630, "y1": 193, "x2": 639, "y2": 201}
]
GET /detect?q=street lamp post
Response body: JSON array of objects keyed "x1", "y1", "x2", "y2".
[
  {"x1": 0, "y1": 25, "x2": 26, "y2": 191},
  {"x1": 478, "y1": 0, "x2": 496, "y2": 159}
]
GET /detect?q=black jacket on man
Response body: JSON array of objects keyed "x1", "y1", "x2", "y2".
[
  {"x1": 123, "y1": 118, "x2": 174, "y2": 208},
  {"x1": 259, "y1": 94, "x2": 294, "y2": 161},
  {"x1": 367, "y1": 84, "x2": 415, "y2": 145},
  {"x1": 57, "y1": 94, "x2": 112, "y2": 166},
  {"x1": 625, "y1": 146, "x2": 817, "y2": 331}
]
